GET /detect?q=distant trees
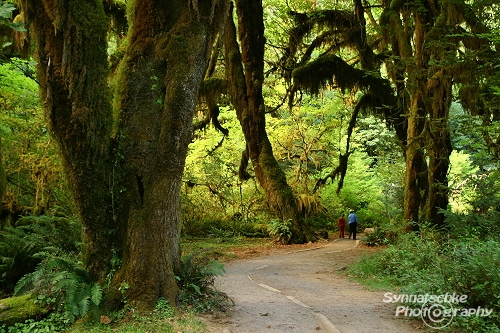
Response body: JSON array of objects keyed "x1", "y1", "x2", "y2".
[
  {"x1": 274, "y1": 0, "x2": 500, "y2": 227},
  {"x1": 223, "y1": 1, "x2": 309, "y2": 243}
]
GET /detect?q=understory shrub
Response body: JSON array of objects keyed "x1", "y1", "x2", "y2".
[
  {"x1": 361, "y1": 227, "x2": 390, "y2": 246},
  {"x1": 350, "y1": 223, "x2": 500, "y2": 332},
  {"x1": 14, "y1": 250, "x2": 102, "y2": 322},
  {"x1": 176, "y1": 250, "x2": 232, "y2": 312},
  {"x1": 0, "y1": 215, "x2": 81, "y2": 297},
  {"x1": 267, "y1": 219, "x2": 292, "y2": 244},
  {"x1": 444, "y1": 209, "x2": 500, "y2": 242},
  {"x1": 360, "y1": 216, "x2": 409, "y2": 247},
  {"x1": 353, "y1": 232, "x2": 441, "y2": 285}
]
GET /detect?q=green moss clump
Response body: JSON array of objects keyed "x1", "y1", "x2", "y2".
[
  {"x1": 0, "y1": 138, "x2": 5, "y2": 201},
  {"x1": 0, "y1": 295, "x2": 49, "y2": 327}
]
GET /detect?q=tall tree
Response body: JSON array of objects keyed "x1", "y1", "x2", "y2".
[
  {"x1": 21, "y1": 0, "x2": 227, "y2": 310},
  {"x1": 224, "y1": 0, "x2": 309, "y2": 243},
  {"x1": 277, "y1": 0, "x2": 499, "y2": 227}
]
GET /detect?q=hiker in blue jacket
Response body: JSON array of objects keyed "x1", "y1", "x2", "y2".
[{"x1": 348, "y1": 210, "x2": 358, "y2": 240}]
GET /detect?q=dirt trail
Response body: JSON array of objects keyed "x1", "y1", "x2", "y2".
[{"x1": 205, "y1": 238, "x2": 425, "y2": 333}]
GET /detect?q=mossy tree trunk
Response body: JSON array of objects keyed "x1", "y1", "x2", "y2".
[
  {"x1": 112, "y1": 0, "x2": 227, "y2": 309},
  {"x1": 22, "y1": 0, "x2": 226, "y2": 311},
  {"x1": 385, "y1": 3, "x2": 455, "y2": 226},
  {"x1": 0, "y1": 138, "x2": 5, "y2": 203},
  {"x1": 21, "y1": 0, "x2": 116, "y2": 283},
  {"x1": 224, "y1": 1, "x2": 308, "y2": 243}
]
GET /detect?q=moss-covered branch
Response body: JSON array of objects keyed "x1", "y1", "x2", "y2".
[
  {"x1": 0, "y1": 295, "x2": 48, "y2": 327},
  {"x1": 291, "y1": 54, "x2": 393, "y2": 101}
]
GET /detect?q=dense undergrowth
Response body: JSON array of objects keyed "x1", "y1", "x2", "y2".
[
  {"x1": 2, "y1": 211, "x2": 500, "y2": 332},
  {"x1": 350, "y1": 211, "x2": 500, "y2": 333},
  {"x1": 0, "y1": 212, "x2": 277, "y2": 333}
]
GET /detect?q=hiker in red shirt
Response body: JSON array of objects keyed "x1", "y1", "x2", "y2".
[{"x1": 338, "y1": 214, "x2": 346, "y2": 238}]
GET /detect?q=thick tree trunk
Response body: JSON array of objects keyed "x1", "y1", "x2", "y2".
[
  {"x1": 23, "y1": 0, "x2": 227, "y2": 311},
  {"x1": 0, "y1": 138, "x2": 5, "y2": 202},
  {"x1": 22, "y1": 0, "x2": 116, "y2": 282},
  {"x1": 110, "y1": 0, "x2": 226, "y2": 310},
  {"x1": 224, "y1": 1, "x2": 308, "y2": 243},
  {"x1": 404, "y1": 96, "x2": 426, "y2": 225},
  {"x1": 423, "y1": 70, "x2": 453, "y2": 227}
]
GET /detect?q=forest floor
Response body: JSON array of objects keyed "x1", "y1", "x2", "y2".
[{"x1": 201, "y1": 235, "x2": 429, "y2": 333}]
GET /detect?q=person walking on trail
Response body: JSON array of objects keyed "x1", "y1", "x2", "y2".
[
  {"x1": 338, "y1": 214, "x2": 346, "y2": 238},
  {"x1": 348, "y1": 210, "x2": 358, "y2": 240}
]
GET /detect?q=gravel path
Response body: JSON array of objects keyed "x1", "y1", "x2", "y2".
[{"x1": 205, "y1": 238, "x2": 424, "y2": 333}]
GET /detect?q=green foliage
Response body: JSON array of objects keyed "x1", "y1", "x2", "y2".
[
  {"x1": 267, "y1": 96, "x2": 343, "y2": 193},
  {"x1": 442, "y1": 240, "x2": 500, "y2": 310},
  {"x1": 320, "y1": 147, "x2": 403, "y2": 229},
  {"x1": 207, "y1": 226, "x2": 235, "y2": 240},
  {"x1": 360, "y1": 217, "x2": 409, "y2": 246},
  {"x1": 352, "y1": 232, "x2": 442, "y2": 286},
  {"x1": 361, "y1": 228, "x2": 389, "y2": 246},
  {"x1": 445, "y1": 209, "x2": 500, "y2": 242},
  {"x1": 152, "y1": 298, "x2": 175, "y2": 318},
  {"x1": 14, "y1": 250, "x2": 102, "y2": 321},
  {"x1": 350, "y1": 218, "x2": 500, "y2": 332},
  {"x1": 0, "y1": 1, "x2": 25, "y2": 33},
  {"x1": 183, "y1": 114, "x2": 270, "y2": 236},
  {"x1": 176, "y1": 251, "x2": 231, "y2": 313},
  {"x1": 0, "y1": 60, "x2": 74, "y2": 220},
  {"x1": 1, "y1": 313, "x2": 71, "y2": 333},
  {"x1": 267, "y1": 219, "x2": 293, "y2": 244},
  {"x1": 0, "y1": 215, "x2": 81, "y2": 297}
]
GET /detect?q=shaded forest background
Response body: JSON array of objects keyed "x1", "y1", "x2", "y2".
[{"x1": 0, "y1": 0, "x2": 500, "y2": 332}]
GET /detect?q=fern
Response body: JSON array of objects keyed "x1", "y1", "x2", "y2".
[
  {"x1": 0, "y1": 215, "x2": 81, "y2": 296},
  {"x1": 267, "y1": 219, "x2": 293, "y2": 244},
  {"x1": 14, "y1": 249, "x2": 102, "y2": 320},
  {"x1": 90, "y1": 283, "x2": 103, "y2": 306},
  {"x1": 177, "y1": 250, "x2": 231, "y2": 312}
]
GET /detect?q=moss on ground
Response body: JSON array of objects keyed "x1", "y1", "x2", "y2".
[{"x1": 0, "y1": 294, "x2": 49, "y2": 327}]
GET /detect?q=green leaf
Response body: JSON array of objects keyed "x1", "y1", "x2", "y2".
[
  {"x1": 190, "y1": 283, "x2": 202, "y2": 295},
  {"x1": 0, "y1": 2, "x2": 15, "y2": 20},
  {"x1": 90, "y1": 283, "x2": 103, "y2": 306},
  {"x1": 8, "y1": 22, "x2": 26, "y2": 32}
]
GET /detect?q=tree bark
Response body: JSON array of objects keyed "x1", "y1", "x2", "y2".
[
  {"x1": 224, "y1": 1, "x2": 308, "y2": 243},
  {"x1": 400, "y1": 6, "x2": 453, "y2": 227},
  {"x1": 22, "y1": 0, "x2": 227, "y2": 311},
  {"x1": 22, "y1": 0, "x2": 116, "y2": 283},
  {"x1": 423, "y1": 72, "x2": 453, "y2": 227},
  {"x1": 113, "y1": 0, "x2": 227, "y2": 309},
  {"x1": 0, "y1": 138, "x2": 5, "y2": 202}
]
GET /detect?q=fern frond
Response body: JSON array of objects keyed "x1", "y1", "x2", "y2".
[
  {"x1": 203, "y1": 261, "x2": 225, "y2": 277},
  {"x1": 90, "y1": 283, "x2": 103, "y2": 306},
  {"x1": 78, "y1": 297, "x2": 91, "y2": 317},
  {"x1": 14, "y1": 272, "x2": 37, "y2": 295}
]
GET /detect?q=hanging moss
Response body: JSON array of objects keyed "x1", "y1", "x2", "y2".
[
  {"x1": 199, "y1": 77, "x2": 228, "y2": 100},
  {"x1": 292, "y1": 54, "x2": 393, "y2": 101},
  {"x1": 292, "y1": 54, "x2": 349, "y2": 94},
  {"x1": 389, "y1": 0, "x2": 408, "y2": 11},
  {"x1": 288, "y1": 10, "x2": 357, "y2": 56},
  {"x1": 103, "y1": 0, "x2": 127, "y2": 37},
  {"x1": 458, "y1": 85, "x2": 482, "y2": 115}
]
